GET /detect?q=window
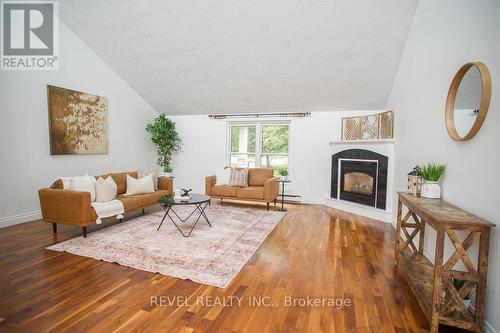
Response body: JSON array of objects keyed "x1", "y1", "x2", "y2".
[
  {"x1": 229, "y1": 125, "x2": 256, "y2": 168},
  {"x1": 260, "y1": 124, "x2": 289, "y2": 171},
  {"x1": 228, "y1": 122, "x2": 290, "y2": 174}
]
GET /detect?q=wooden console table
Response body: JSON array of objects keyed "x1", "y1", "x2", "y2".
[{"x1": 395, "y1": 192, "x2": 494, "y2": 333}]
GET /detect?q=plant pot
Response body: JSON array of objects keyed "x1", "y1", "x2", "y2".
[
  {"x1": 421, "y1": 181, "x2": 441, "y2": 199},
  {"x1": 280, "y1": 175, "x2": 288, "y2": 181},
  {"x1": 163, "y1": 172, "x2": 173, "y2": 178}
]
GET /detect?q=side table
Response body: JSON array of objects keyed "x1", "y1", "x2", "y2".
[{"x1": 277, "y1": 180, "x2": 291, "y2": 212}]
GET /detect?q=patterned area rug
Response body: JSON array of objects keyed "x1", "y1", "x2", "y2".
[{"x1": 47, "y1": 202, "x2": 285, "y2": 288}]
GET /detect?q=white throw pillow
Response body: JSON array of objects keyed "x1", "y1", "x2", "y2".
[
  {"x1": 95, "y1": 176, "x2": 118, "y2": 202},
  {"x1": 215, "y1": 167, "x2": 232, "y2": 186},
  {"x1": 69, "y1": 175, "x2": 96, "y2": 201},
  {"x1": 59, "y1": 177, "x2": 72, "y2": 189},
  {"x1": 125, "y1": 174, "x2": 154, "y2": 195}
]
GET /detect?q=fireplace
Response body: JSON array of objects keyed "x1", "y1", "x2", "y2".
[
  {"x1": 340, "y1": 159, "x2": 377, "y2": 206},
  {"x1": 331, "y1": 149, "x2": 388, "y2": 210}
]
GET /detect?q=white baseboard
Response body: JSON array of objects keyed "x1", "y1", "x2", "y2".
[
  {"x1": 297, "y1": 197, "x2": 322, "y2": 205},
  {"x1": 484, "y1": 319, "x2": 498, "y2": 333},
  {"x1": 467, "y1": 304, "x2": 498, "y2": 333},
  {"x1": 0, "y1": 210, "x2": 41, "y2": 229},
  {"x1": 324, "y1": 197, "x2": 393, "y2": 223}
]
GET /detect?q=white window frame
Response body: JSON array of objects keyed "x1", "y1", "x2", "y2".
[{"x1": 226, "y1": 120, "x2": 293, "y2": 176}]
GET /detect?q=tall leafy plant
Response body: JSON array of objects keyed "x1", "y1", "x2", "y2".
[
  {"x1": 421, "y1": 163, "x2": 446, "y2": 182},
  {"x1": 146, "y1": 114, "x2": 182, "y2": 172}
]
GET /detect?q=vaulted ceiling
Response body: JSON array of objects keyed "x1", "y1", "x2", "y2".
[{"x1": 59, "y1": 0, "x2": 418, "y2": 115}]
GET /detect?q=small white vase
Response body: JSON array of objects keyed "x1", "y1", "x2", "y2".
[
  {"x1": 421, "y1": 181, "x2": 441, "y2": 199},
  {"x1": 163, "y1": 172, "x2": 173, "y2": 177},
  {"x1": 280, "y1": 175, "x2": 288, "y2": 181}
]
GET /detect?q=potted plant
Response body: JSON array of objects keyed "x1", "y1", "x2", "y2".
[
  {"x1": 420, "y1": 163, "x2": 446, "y2": 199},
  {"x1": 452, "y1": 278, "x2": 472, "y2": 309},
  {"x1": 163, "y1": 165, "x2": 174, "y2": 178},
  {"x1": 278, "y1": 166, "x2": 288, "y2": 181},
  {"x1": 146, "y1": 114, "x2": 182, "y2": 177}
]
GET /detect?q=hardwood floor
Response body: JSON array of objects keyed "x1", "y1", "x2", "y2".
[{"x1": 0, "y1": 203, "x2": 467, "y2": 332}]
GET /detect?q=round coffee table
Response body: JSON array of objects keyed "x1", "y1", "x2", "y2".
[{"x1": 157, "y1": 194, "x2": 211, "y2": 237}]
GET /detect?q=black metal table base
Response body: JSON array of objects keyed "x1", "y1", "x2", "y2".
[
  {"x1": 278, "y1": 180, "x2": 288, "y2": 212},
  {"x1": 157, "y1": 201, "x2": 211, "y2": 237}
]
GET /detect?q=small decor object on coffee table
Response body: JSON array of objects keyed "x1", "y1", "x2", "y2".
[
  {"x1": 407, "y1": 166, "x2": 423, "y2": 196},
  {"x1": 181, "y1": 188, "x2": 192, "y2": 197},
  {"x1": 277, "y1": 179, "x2": 291, "y2": 212},
  {"x1": 420, "y1": 163, "x2": 446, "y2": 199},
  {"x1": 157, "y1": 194, "x2": 211, "y2": 237}
]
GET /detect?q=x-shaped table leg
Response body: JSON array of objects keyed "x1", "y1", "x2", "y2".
[{"x1": 157, "y1": 201, "x2": 211, "y2": 237}]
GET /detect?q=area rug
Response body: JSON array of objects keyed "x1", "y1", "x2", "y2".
[{"x1": 47, "y1": 202, "x2": 285, "y2": 288}]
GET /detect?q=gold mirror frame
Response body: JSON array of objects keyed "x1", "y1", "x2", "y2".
[{"x1": 445, "y1": 62, "x2": 492, "y2": 141}]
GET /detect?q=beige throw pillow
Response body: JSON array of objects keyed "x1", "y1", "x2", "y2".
[
  {"x1": 228, "y1": 168, "x2": 248, "y2": 187},
  {"x1": 138, "y1": 170, "x2": 159, "y2": 190},
  {"x1": 125, "y1": 174, "x2": 155, "y2": 195},
  {"x1": 95, "y1": 176, "x2": 118, "y2": 202}
]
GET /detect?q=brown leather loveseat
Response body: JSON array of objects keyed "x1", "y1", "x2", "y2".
[
  {"x1": 205, "y1": 168, "x2": 279, "y2": 210},
  {"x1": 38, "y1": 171, "x2": 173, "y2": 237}
]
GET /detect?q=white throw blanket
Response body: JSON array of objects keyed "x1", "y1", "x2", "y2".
[{"x1": 91, "y1": 200, "x2": 125, "y2": 224}]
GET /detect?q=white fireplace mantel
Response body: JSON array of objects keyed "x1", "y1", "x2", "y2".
[{"x1": 329, "y1": 139, "x2": 396, "y2": 145}]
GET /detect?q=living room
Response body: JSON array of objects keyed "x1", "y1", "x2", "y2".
[{"x1": 0, "y1": 0, "x2": 499, "y2": 332}]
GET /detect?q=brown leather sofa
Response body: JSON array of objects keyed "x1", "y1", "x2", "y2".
[
  {"x1": 205, "y1": 168, "x2": 279, "y2": 210},
  {"x1": 38, "y1": 171, "x2": 173, "y2": 237}
]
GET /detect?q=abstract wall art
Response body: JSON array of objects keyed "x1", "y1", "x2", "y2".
[
  {"x1": 341, "y1": 116, "x2": 361, "y2": 140},
  {"x1": 360, "y1": 114, "x2": 379, "y2": 140},
  {"x1": 47, "y1": 85, "x2": 108, "y2": 155},
  {"x1": 378, "y1": 110, "x2": 394, "y2": 139},
  {"x1": 341, "y1": 110, "x2": 394, "y2": 141}
]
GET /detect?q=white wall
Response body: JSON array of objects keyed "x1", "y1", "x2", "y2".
[
  {"x1": 387, "y1": 0, "x2": 500, "y2": 331},
  {"x1": 169, "y1": 115, "x2": 227, "y2": 195},
  {"x1": 0, "y1": 21, "x2": 159, "y2": 226},
  {"x1": 169, "y1": 110, "x2": 391, "y2": 206}
]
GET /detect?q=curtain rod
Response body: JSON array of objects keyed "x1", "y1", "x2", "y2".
[{"x1": 208, "y1": 112, "x2": 311, "y2": 119}]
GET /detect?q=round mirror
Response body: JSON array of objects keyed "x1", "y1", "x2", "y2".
[{"x1": 445, "y1": 62, "x2": 491, "y2": 141}]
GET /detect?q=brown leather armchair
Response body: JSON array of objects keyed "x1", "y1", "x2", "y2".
[{"x1": 205, "y1": 168, "x2": 279, "y2": 210}]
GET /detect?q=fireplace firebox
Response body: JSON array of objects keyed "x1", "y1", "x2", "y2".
[
  {"x1": 331, "y1": 149, "x2": 388, "y2": 210},
  {"x1": 340, "y1": 160, "x2": 377, "y2": 206}
]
